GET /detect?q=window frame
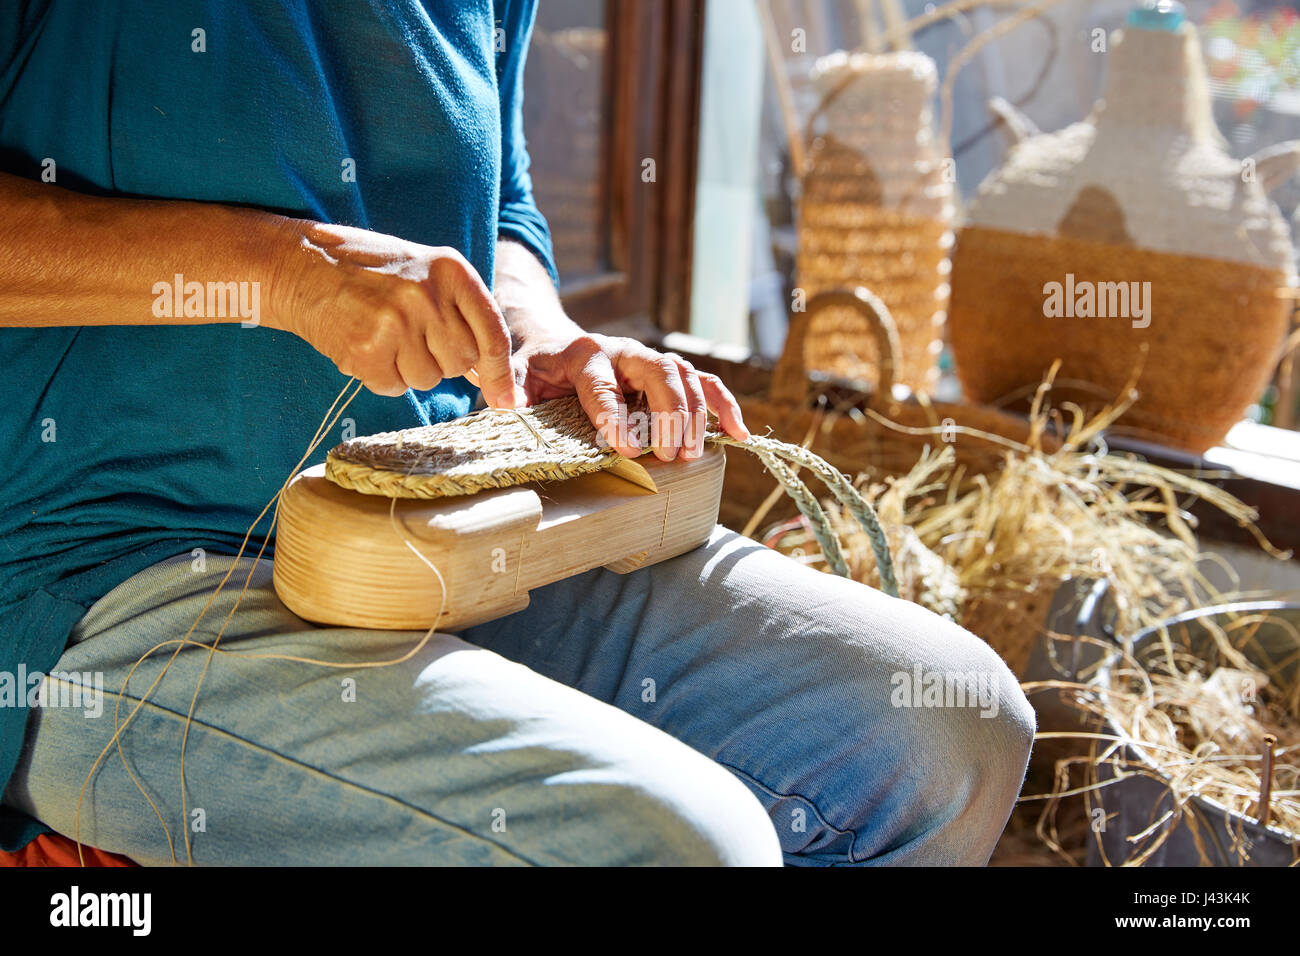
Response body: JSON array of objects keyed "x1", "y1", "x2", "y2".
[{"x1": 549, "y1": 0, "x2": 703, "y2": 335}]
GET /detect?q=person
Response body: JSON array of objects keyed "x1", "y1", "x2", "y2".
[{"x1": 0, "y1": 0, "x2": 1034, "y2": 866}]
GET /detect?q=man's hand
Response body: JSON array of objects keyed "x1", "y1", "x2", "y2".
[
  {"x1": 269, "y1": 221, "x2": 520, "y2": 408},
  {"x1": 511, "y1": 330, "x2": 751, "y2": 461},
  {"x1": 493, "y1": 240, "x2": 749, "y2": 462}
]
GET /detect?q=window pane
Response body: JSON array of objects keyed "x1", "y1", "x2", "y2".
[{"x1": 523, "y1": 1, "x2": 608, "y2": 284}]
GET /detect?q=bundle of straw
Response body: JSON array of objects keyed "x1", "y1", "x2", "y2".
[
  {"x1": 758, "y1": 365, "x2": 1296, "y2": 861},
  {"x1": 760, "y1": 368, "x2": 1286, "y2": 675},
  {"x1": 1030, "y1": 609, "x2": 1300, "y2": 865}
]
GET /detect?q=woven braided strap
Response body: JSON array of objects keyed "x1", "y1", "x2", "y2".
[
  {"x1": 713, "y1": 433, "x2": 899, "y2": 598},
  {"x1": 325, "y1": 395, "x2": 624, "y2": 499}
]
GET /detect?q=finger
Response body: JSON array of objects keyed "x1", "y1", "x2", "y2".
[
  {"x1": 396, "y1": 342, "x2": 443, "y2": 393},
  {"x1": 465, "y1": 367, "x2": 528, "y2": 409},
  {"x1": 650, "y1": 364, "x2": 687, "y2": 462},
  {"x1": 618, "y1": 351, "x2": 688, "y2": 462},
  {"x1": 343, "y1": 300, "x2": 407, "y2": 397},
  {"x1": 363, "y1": 362, "x2": 408, "y2": 398},
  {"x1": 425, "y1": 308, "x2": 479, "y2": 380},
  {"x1": 452, "y1": 271, "x2": 515, "y2": 409},
  {"x1": 670, "y1": 356, "x2": 707, "y2": 460},
  {"x1": 699, "y1": 371, "x2": 750, "y2": 441},
  {"x1": 571, "y1": 349, "x2": 638, "y2": 457}
]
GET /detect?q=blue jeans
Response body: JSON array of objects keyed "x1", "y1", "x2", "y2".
[{"x1": 4, "y1": 527, "x2": 1034, "y2": 865}]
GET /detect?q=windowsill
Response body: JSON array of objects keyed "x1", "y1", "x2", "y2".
[{"x1": 1205, "y1": 421, "x2": 1300, "y2": 492}]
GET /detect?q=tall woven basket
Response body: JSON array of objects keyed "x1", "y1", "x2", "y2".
[
  {"x1": 722, "y1": 287, "x2": 1049, "y2": 532},
  {"x1": 948, "y1": 15, "x2": 1300, "y2": 453},
  {"x1": 795, "y1": 50, "x2": 955, "y2": 395}
]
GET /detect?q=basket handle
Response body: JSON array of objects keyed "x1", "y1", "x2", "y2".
[{"x1": 770, "y1": 286, "x2": 902, "y2": 407}]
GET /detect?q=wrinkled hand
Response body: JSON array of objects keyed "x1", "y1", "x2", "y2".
[
  {"x1": 269, "y1": 221, "x2": 520, "y2": 408},
  {"x1": 511, "y1": 331, "x2": 750, "y2": 461}
]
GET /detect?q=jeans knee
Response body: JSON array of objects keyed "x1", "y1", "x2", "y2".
[
  {"x1": 908, "y1": 619, "x2": 1034, "y2": 776},
  {"x1": 811, "y1": 602, "x2": 1036, "y2": 863},
  {"x1": 891, "y1": 622, "x2": 1036, "y2": 857},
  {"x1": 956, "y1": 632, "x2": 1036, "y2": 777}
]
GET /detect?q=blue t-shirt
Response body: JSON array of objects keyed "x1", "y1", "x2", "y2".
[{"x1": 0, "y1": 0, "x2": 556, "y2": 849}]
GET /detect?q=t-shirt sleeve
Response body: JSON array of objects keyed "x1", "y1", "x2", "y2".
[{"x1": 494, "y1": 0, "x2": 559, "y2": 287}]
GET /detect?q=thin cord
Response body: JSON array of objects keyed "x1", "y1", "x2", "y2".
[
  {"x1": 95, "y1": 378, "x2": 365, "y2": 857},
  {"x1": 80, "y1": 377, "x2": 362, "y2": 864}
]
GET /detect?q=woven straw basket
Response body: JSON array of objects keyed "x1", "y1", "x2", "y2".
[
  {"x1": 722, "y1": 286, "x2": 1047, "y2": 531},
  {"x1": 795, "y1": 51, "x2": 955, "y2": 395},
  {"x1": 949, "y1": 20, "x2": 1300, "y2": 453}
]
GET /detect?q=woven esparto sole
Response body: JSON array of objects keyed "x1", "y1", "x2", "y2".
[{"x1": 325, "y1": 395, "x2": 625, "y2": 499}]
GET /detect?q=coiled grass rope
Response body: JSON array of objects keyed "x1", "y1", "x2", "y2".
[{"x1": 712, "y1": 433, "x2": 899, "y2": 598}]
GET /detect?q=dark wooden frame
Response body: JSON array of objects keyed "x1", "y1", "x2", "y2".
[{"x1": 555, "y1": 0, "x2": 704, "y2": 334}]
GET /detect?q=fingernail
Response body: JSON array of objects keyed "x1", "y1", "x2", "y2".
[{"x1": 489, "y1": 387, "x2": 519, "y2": 410}]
